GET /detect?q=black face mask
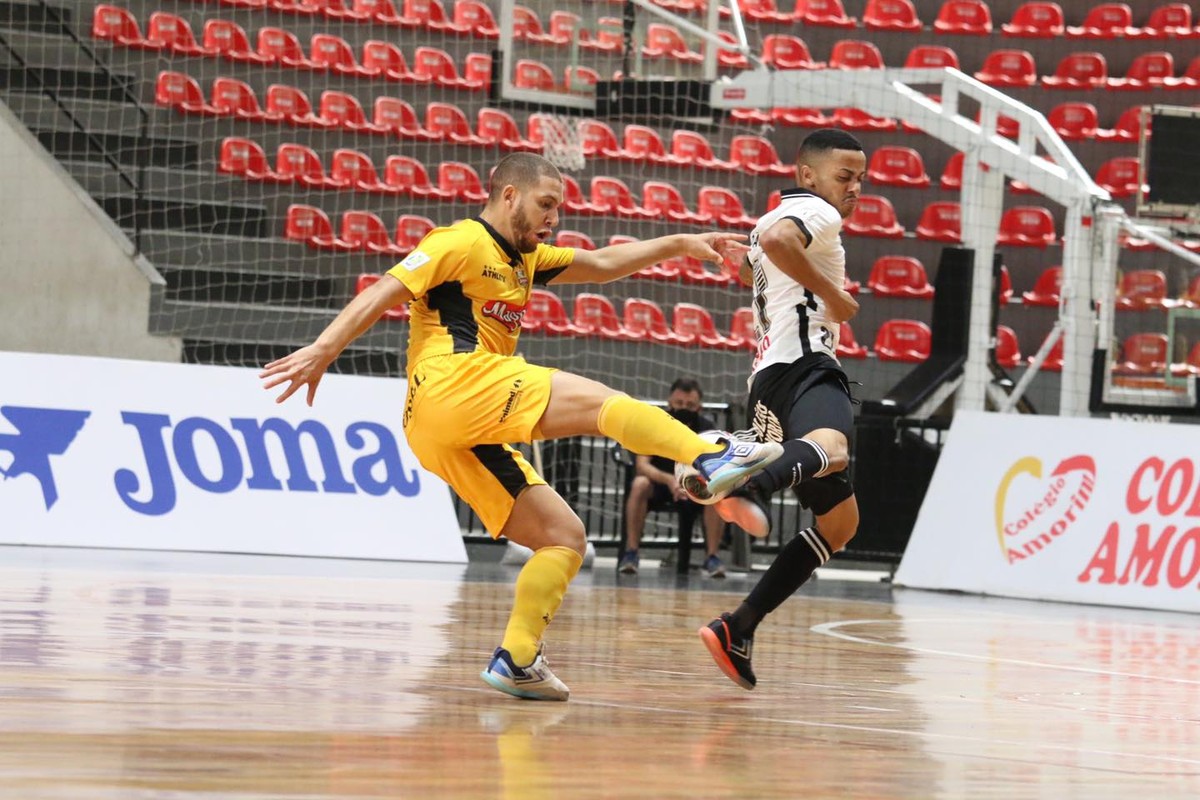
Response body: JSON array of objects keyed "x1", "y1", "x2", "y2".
[{"x1": 668, "y1": 407, "x2": 700, "y2": 428}]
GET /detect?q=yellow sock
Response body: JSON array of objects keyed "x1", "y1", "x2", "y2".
[
  {"x1": 501, "y1": 546, "x2": 583, "y2": 666},
  {"x1": 596, "y1": 395, "x2": 723, "y2": 465}
]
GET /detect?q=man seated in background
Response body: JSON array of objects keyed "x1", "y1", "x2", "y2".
[{"x1": 619, "y1": 378, "x2": 728, "y2": 578}]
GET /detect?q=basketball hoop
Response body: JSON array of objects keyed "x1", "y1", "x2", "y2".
[{"x1": 539, "y1": 114, "x2": 586, "y2": 173}]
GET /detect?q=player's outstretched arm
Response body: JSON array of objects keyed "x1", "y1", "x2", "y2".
[
  {"x1": 260, "y1": 274, "x2": 413, "y2": 406},
  {"x1": 547, "y1": 232, "x2": 748, "y2": 285},
  {"x1": 759, "y1": 220, "x2": 859, "y2": 323}
]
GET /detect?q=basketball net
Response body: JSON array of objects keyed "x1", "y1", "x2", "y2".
[{"x1": 539, "y1": 114, "x2": 586, "y2": 173}]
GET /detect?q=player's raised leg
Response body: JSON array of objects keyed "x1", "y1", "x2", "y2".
[{"x1": 535, "y1": 372, "x2": 784, "y2": 499}]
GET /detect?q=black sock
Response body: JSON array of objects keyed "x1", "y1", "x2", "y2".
[
  {"x1": 729, "y1": 527, "x2": 832, "y2": 637},
  {"x1": 747, "y1": 439, "x2": 828, "y2": 495}
]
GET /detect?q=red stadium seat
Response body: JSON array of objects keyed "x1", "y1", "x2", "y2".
[
  {"x1": 555, "y1": 230, "x2": 596, "y2": 250},
  {"x1": 218, "y1": 137, "x2": 275, "y2": 180},
  {"x1": 831, "y1": 108, "x2": 897, "y2": 131},
  {"x1": 1116, "y1": 269, "x2": 1171, "y2": 309},
  {"x1": 1066, "y1": 2, "x2": 1133, "y2": 38},
  {"x1": 310, "y1": 33, "x2": 372, "y2": 76},
  {"x1": 398, "y1": 0, "x2": 454, "y2": 29},
  {"x1": 1097, "y1": 106, "x2": 1148, "y2": 142},
  {"x1": 933, "y1": 0, "x2": 991, "y2": 34},
  {"x1": 274, "y1": 143, "x2": 330, "y2": 187},
  {"x1": 1042, "y1": 51, "x2": 1108, "y2": 88},
  {"x1": 343, "y1": 0, "x2": 404, "y2": 25},
  {"x1": 697, "y1": 187, "x2": 757, "y2": 228},
  {"x1": 1131, "y1": 3, "x2": 1195, "y2": 39},
  {"x1": 1002, "y1": 2, "x2": 1063, "y2": 37},
  {"x1": 1180, "y1": 56, "x2": 1200, "y2": 89},
  {"x1": 337, "y1": 211, "x2": 402, "y2": 254},
  {"x1": 837, "y1": 321, "x2": 869, "y2": 359},
  {"x1": 579, "y1": 119, "x2": 621, "y2": 158},
  {"x1": 724, "y1": 0, "x2": 793, "y2": 23},
  {"x1": 154, "y1": 71, "x2": 207, "y2": 112},
  {"x1": 1181, "y1": 275, "x2": 1200, "y2": 308},
  {"x1": 374, "y1": 96, "x2": 434, "y2": 138},
  {"x1": 620, "y1": 125, "x2": 668, "y2": 163},
  {"x1": 560, "y1": 175, "x2": 602, "y2": 215},
  {"x1": 1022, "y1": 266, "x2": 1062, "y2": 306},
  {"x1": 583, "y1": 17, "x2": 624, "y2": 53},
  {"x1": 904, "y1": 44, "x2": 959, "y2": 69},
  {"x1": 1117, "y1": 333, "x2": 1169, "y2": 376},
  {"x1": 438, "y1": 161, "x2": 488, "y2": 202},
  {"x1": 476, "y1": 108, "x2": 535, "y2": 150},
  {"x1": 356, "y1": 275, "x2": 409, "y2": 321},
  {"x1": 863, "y1": 0, "x2": 922, "y2": 32},
  {"x1": 424, "y1": 101, "x2": 485, "y2": 144},
  {"x1": 998, "y1": 206, "x2": 1056, "y2": 247},
  {"x1": 728, "y1": 307, "x2": 757, "y2": 350},
  {"x1": 513, "y1": 5, "x2": 563, "y2": 45},
  {"x1": 643, "y1": 23, "x2": 702, "y2": 63},
  {"x1": 361, "y1": 40, "x2": 414, "y2": 81},
  {"x1": 329, "y1": 149, "x2": 389, "y2": 193},
  {"x1": 1030, "y1": 332, "x2": 1064, "y2": 371},
  {"x1": 674, "y1": 256, "x2": 733, "y2": 286},
  {"x1": 766, "y1": 190, "x2": 781, "y2": 213},
  {"x1": 844, "y1": 195, "x2": 905, "y2": 238},
  {"x1": 266, "y1": 84, "x2": 330, "y2": 127},
  {"x1": 673, "y1": 303, "x2": 734, "y2": 349},
  {"x1": 1095, "y1": 157, "x2": 1142, "y2": 198},
  {"x1": 525, "y1": 289, "x2": 585, "y2": 335},
  {"x1": 574, "y1": 293, "x2": 635, "y2": 340},
  {"x1": 381, "y1": 157, "x2": 444, "y2": 198},
  {"x1": 394, "y1": 214, "x2": 435, "y2": 252},
  {"x1": 1174, "y1": 343, "x2": 1200, "y2": 377},
  {"x1": 867, "y1": 146, "x2": 930, "y2": 186},
  {"x1": 453, "y1": 0, "x2": 499, "y2": 38},
  {"x1": 772, "y1": 107, "x2": 833, "y2": 128},
  {"x1": 795, "y1": 0, "x2": 856, "y2": 28},
  {"x1": 867, "y1": 256, "x2": 934, "y2": 297},
  {"x1": 285, "y1": 204, "x2": 338, "y2": 247},
  {"x1": 92, "y1": 5, "x2": 145, "y2": 46},
  {"x1": 714, "y1": 32, "x2": 750, "y2": 69},
  {"x1": 411, "y1": 46, "x2": 466, "y2": 87},
  {"x1": 144, "y1": 12, "x2": 213, "y2": 56},
  {"x1": 319, "y1": 90, "x2": 385, "y2": 133},
  {"x1": 975, "y1": 49, "x2": 1037, "y2": 86},
  {"x1": 642, "y1": 181, "x2": 705, "y2": 224},
  {"x1": 1048, "y1": 102, "x2": 1099, "y2": 140},
  {"x1": 828, "y1": 39, "x2": 884, "y2": 69},
  {"x1": 730, "y1": 107, "x2": 771, "y2": 126},
  {"x1": 514, "y1": 59, "x2": 556, "y2": 91},
  {"x1": 211, "y1": 77, "x2": 277, "y2": 121},
  {"x1": 762, "y1": 34, "x2": 821, "y2": 70},
  {"x1": 874, "y1": 320, "x2": 932, "y2": 362},
  {"x1": 915, "y1": 201, "x2": 961, "y2": 242},
  {"x1": 256, "y1": 27, "x2": 317, "y2": 69},
  {"x1": 590, "y1": 176, "x2": 655, "y2": 219},
  {"x1": 1109, "y1": 52, "x2": 1178, "y2": 90},
  {"x1": 204, "y1": 20, "x2": 272, "y2": 64},
  {"x1": 939, "y1": 151, "x2": 964, "y2": 189},
  {"x1": 564, "y1": 65, "x2": 601, "y2": 91},
  {"x1": 995, "y1": 325, "x2": 1021, "y2": 367},
  {"x1": 998, "y1": 265, "x2": 1013, "y2": 304},
  {"x1": 728, "y1": 135, "x2": 791, "y2": 176},
  {"x1": 623, "y1": 299, "x2": 690, "y2": 344}
]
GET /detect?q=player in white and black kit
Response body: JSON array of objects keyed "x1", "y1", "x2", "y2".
[{"x1": 698, "y1": 129, "x2": 866, "y2": 690}]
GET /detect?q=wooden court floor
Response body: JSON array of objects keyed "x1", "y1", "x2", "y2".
[{"x1": 0, "y1": 546, "x2": 1197, "y2": 799}]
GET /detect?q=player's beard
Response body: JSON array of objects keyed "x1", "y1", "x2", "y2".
[{"x1": 510, "y1": 210, "x2": 539, "y2": 254}]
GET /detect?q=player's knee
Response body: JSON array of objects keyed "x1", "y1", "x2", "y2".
[
  {"x1": 808, "y1": 430, "x2": 849, "y2": 474},
  {"x1": 542, "y1": 516, "x2": 587, "y2": 556},
  {"x1": 628, "y1": 475, "x2": 653, "y2": 499}
]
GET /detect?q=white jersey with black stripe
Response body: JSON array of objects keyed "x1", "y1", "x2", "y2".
[{"x1": 746, "y1": 188, "x2": 846, "y2": 385}]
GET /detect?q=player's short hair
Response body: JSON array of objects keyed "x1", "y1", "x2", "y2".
[
  {"x1": 487, "y1": 153, "x2": 562, "y2": 202},
  {"x1": 796, "y1": 129, "x2": 864, "y2": 166},
  {"x1": 669, "y1": 377, "x2": 703, "y2": 398}
]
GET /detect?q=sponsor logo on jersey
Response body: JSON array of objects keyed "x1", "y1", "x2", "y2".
[
  {"x1": 400, "y1": 250, "x2": 431, "y2": 271},
  {"x1": 480, "y1": 299, "x2": 526, "y2": 332},
  {"x1": 482, "y1": 264, "x2": 505, "y2": 282}
]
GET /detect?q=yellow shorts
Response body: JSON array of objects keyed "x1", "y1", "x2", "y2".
[{"x1": 403, "y1": 351, "x2": 556, "y2": 537}]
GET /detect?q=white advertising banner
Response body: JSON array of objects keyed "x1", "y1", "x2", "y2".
[
  {"x1": 0, "y1": 351, "x2": 466, "y2": 563},
  {"x1": 895, "y1": 411, "x2": 1200, "y2": 613}
]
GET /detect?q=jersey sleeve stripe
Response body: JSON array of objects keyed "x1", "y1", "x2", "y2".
[{"x1": 783, "y1": 216, "x2": 813, "y2": 248}]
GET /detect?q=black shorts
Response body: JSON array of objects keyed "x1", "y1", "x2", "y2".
[
  {"x1": 746, "y1": 353, "x2": 855, "y2": 516},
  {"x1": 646, "y1": 481, "x2": 696, "y2": 513}
]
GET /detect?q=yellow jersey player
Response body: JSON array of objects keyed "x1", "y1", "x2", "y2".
[{"x1": 261, "y1": 152, "x2": 783, "y2": 701}]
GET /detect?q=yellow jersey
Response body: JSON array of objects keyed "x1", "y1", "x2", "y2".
[{"x1": 387, "y1": 217, "x2": 575, "y2": 367}]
